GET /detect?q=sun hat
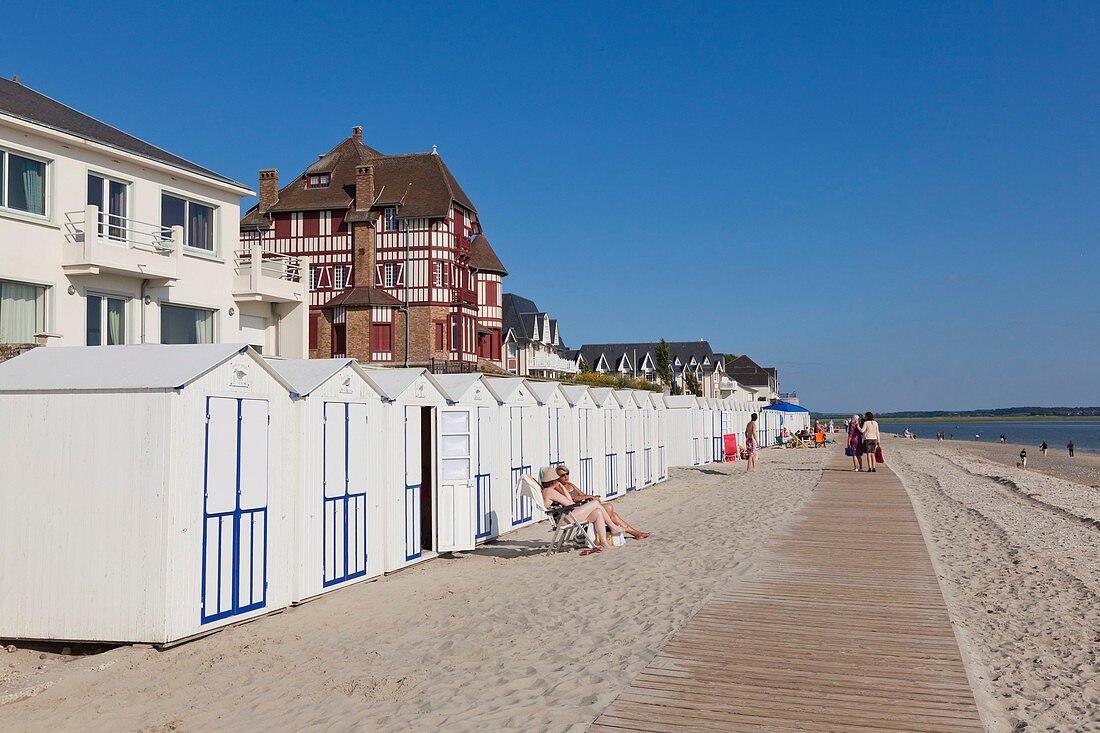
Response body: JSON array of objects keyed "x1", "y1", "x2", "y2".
[{"x1": 539, "y1": 466, "x2": 560, "y2": 483}]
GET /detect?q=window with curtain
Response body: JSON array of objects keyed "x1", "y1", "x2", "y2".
[
  {"x1": 1, "y1": 150, "x2": 47, "y2": 216},
  {"x1": 160, "y1": 304, "x2": 214, "y2": 344},
  {"x1": 161, "y1": 193, "x2": 216, "y2": 252},
  {"x1": 88, "y1": 174, "x2": 128, "y2": 241},
  {"x1": 0, "y1": 280, "x2": 47, "y2": 344},
  {"x1": 86, "y1": 294, "x2": 127, "y2": 346}
]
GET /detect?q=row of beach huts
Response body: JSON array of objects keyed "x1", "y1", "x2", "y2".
[{"x1": 0, "y1": 344, "x2": 807, "y2": 646}]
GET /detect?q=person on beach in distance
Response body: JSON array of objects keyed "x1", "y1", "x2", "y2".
[
  {"x1": 745, "y1": 413, "x2": 758, "y2": 472},
  {"x1": 857, "y1": 411, "x2": 880, "y2": 472},
  {"x1": 1040, "y1": 441, "x2": 1048, "y2": 456},
  {"x1": 1000, "y1": 434, "x2": 1007, "y2": 444},
  {"x1": 847, "y1": 414, "x2": 863, "y2": 471},
  {"x1": 1019, "y1": 448, "x2": 1027, "y2": 468},
  {"x1": 554, "y1": 465, "x2": 651, "y2": 540},
  {"x1": 1068, "y1": 441, "x2": 1075, "y2": 457}
]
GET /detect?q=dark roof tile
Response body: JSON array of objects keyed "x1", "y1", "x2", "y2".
[{"x1": 468, "y1": 234, "x2": 507, "y2": 275}]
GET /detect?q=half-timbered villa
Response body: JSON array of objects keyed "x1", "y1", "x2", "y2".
[
  {"x1": 501, "y1": 293, "x2": 580, "y2": 378},
  {"x1": 240, "y1": 127, "x2": 508, "y2": 368}
]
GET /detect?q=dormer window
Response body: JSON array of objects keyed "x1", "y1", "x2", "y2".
[
  {"x1": 306, "y1": 173, "x2": 330, "y2": 189},
  {"x1": 383, "y1": 207, "x2": 398, "y2": 231}
]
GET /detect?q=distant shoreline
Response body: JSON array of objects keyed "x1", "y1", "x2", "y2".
[{"x1": 876, "y1": 416, "x2": 1100, "y2": 423}]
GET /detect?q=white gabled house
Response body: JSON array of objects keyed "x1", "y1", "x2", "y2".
[{"x1": 0, "y1": 77, "x2": 307, "y2": 358}]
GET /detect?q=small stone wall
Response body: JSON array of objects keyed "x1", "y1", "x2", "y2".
[{"x1": 0, "y1": 343, "x2": 38, "y2": 363}]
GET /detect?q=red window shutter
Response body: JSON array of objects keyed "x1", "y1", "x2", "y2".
[
  {"x1": 434, "y1": 323, "x2": 445, "y2": 350},
  {"x1": 303, "y1": 211, "x2": 320, "y2": 237},
  {"x1": 331, "y1": 322, "x2": 346, "y2": 357},
  {"x1": 308, "y1": 312, "x2": 319, "y2": 351},
  {"x1": 371, "y1": 323, "x2": 393, "y2": 352},
  {"x1": 274, "y1": 214, "x2": 291, "y2": 239},
  {"x1": 331, "y1": 209, "x2": 347, "y2": 234}
]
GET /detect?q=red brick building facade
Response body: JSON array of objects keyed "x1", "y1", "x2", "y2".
[{"x1": 240, "y1": 127, "x2": 507, "y2": 367}]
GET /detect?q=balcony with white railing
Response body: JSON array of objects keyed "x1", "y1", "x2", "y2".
[
  {"x1": 232, "y1": 243, "x2": 307, "y2": 303},
  {"x1": 529, "y1": 348, "x2": 580, "y2": 375},
  {"x1": 62, "y1": 205, "x2": 181, "y2": 282}
]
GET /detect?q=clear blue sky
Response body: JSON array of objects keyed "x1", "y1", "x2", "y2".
[{"x1": 5, "y1": 2, "x2": 1098, "y2": 412}]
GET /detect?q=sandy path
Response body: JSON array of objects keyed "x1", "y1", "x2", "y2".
[
  {"x1": 887, "y1": 439, "x2": 1100, "y2": 732},
  {"x1": 1, "y1": 448, "x2": 825, "y2": 733}
]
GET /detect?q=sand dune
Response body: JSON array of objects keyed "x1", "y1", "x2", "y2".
[{"x1": 0, "y1": 449, "x2": 824, "y2": 733}]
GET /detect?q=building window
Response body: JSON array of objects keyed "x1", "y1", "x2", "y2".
[
  {"x1": 450, "y1": 316, "x2": 459, "y2": 353},
  {"x1": 432, "y1": 261, "x2": 444, "y2": 287},
  {"x1": 161, "y1": 193, "x2": 215, "y2": 252},
  {"x1": 86, "y1": 294, "x2": 127, "y2": 346},
  {"x1": 333, "y1": 265, "x2": 348, "y2": 290},
  {"x1": 370, "y1": 322, "x2": 393, "y2": 352},
  {"x1": 306, "y1": 173, "x2": 330, "y2": 188},
  {"x1": 309, "y1": 265, "x2": 321, "y2": 291},
  {"x1": 0, "y1": 149, "x2": 47, "y2": 216},
  {"x1": 161, "y1": 304, "x2": 214, "y2": 344},
  {"x1": 0, "y1": 279, "x2": 47, "y2": 343},
  {"x1": 383, "y1": 207, "x2": 398, "y2": 231},
  {"x1": 382, "y1": 263, "x2": 398, "y2": 288},
  {"x1": 87, "y1": 174, "x2": 128, "y2": 241}
]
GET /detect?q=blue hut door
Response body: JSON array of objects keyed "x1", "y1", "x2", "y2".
[
  {"x1": 202, "y1": 397, "x2": 269, "y2": 624},
  {"x1": 404, "y1": 406, "x2": 423, "y2": 560},
  {"x1": 604, "y1": 410, "x2": 618, "y2": 497},
  {"x1": 475, "y1": 406, "x2": 494, "y2": 539},
  {"x1": 323, "y1": 402, "x2": 369, "y2": 587},
  {"x1": 510, "y1": 406, "x2": 532, "y2": 526}
]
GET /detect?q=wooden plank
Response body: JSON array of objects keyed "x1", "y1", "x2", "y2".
[{"x1": 590, "y1": 454, "x2": 985, "y2": 732}]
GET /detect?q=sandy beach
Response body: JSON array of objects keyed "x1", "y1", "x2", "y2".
[
  {"x1": 884, "y1": 437, "x2": 1100, "y2": 732},
  {"x1": 0, "y1": 449, "x2": 825, "y2": 733},
  {"x1": 4, "y1": 438, "x2": 1098, "y2": 732}
]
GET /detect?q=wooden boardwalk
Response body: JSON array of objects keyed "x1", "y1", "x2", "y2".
[{"x1": 591, "y1": 453, "x2": 985, "y2": 733}]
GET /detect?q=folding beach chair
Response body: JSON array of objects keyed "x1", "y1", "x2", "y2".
[{"x1": 517, "y1": 475, "x2": 598, "y2": 555}]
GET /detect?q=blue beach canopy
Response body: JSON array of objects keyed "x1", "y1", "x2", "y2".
[{"x1": 762, "y1": 401, "x2": 810, "y2": 413}]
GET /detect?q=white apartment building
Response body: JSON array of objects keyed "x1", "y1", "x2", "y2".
[{"x1": 0, "y1": 78, "x2": 307, "y2": 357}]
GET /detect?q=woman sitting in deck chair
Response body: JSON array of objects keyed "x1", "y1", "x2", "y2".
[
  {"x1": 554, "y1": 465, "x2": 651, "y2": 540},
  {"x1": 538, "y1": 467, "x2": 623, "y2": 553}
]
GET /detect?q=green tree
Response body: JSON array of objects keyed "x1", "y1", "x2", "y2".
[
  {"x1": 655, "y1": 339, "x2": 673, "y2": 386},
  {"x1": 579, "y1": 355, "x2": 591, "y2": 372},
  {"x1": 684, "y1": 372, "x2": 701, "y2": 397}
]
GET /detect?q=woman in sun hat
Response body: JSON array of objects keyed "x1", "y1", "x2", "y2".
[{"x1": 538, "y1": 466, "x2": 622, "y2": 549}]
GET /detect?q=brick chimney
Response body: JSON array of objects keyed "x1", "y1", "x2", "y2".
[
  {"x1": 352, "y1": 125, "x2": 363, "y2": 142},
  {"x1": 258, "y1": 169, "x2": 279, "y2": 213},
  {"x1": 351, "y1": 164, "x2": 376, "y2": 287},
  {"x1": 355, "y1": 164, "x2": 375, "y2": 211}
]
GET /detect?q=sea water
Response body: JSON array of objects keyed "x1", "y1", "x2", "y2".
[{"x1": 878, "y1": 420, "x2": 1100, "y2": 454}]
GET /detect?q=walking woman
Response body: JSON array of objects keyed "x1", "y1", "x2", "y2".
[
  {"x1": 857, "y1": 411, "x2": 881, "y2": 472},
  {"x1": 847, "y1": 414, "x2": 863, "y2": 471}
]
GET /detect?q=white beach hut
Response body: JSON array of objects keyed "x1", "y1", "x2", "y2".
[
  {"x1": 589, "y1": 387, "x2": 622, "y2": 498},
  {"x1": 265, "y1": 359, "x2": 386, "y2": 602},
  {"x1": 699, "y1": 397, "x2": 716, "y2": 464},
  {"x1": 651, "y1": 392, "x2": 668, "y2": 482},
  {"x1": 484, "y1": 377, "x2": 543, "y2": 530},
  {"x1": 664, "y1": 394, "x2": 702, "y2": 468},
  {"x1": 433, "y1": 373, "x2": 504, "y2": 542},
  {"x1": 364, "y1": 368, "x2": 474, "y2": 572},
  {"x1": 633, "y1": 390, "x2": 655, "y2": 487},
  {"x1": 0, "y1": 344, "x2": 296, "y2": 644},
  {"x1": 560, "y1": 384, "x2": 601, "y2": 495},
  {"x1": 527, "y1": 380, "x2": 572, "y2": 471},
  {"x1": 613, "y1": 390, "x2": 642, "y2": 491}
]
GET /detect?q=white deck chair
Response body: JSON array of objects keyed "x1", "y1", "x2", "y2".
[{"x1": 517, "y1": 475, "x2": 598, "y2": 555}]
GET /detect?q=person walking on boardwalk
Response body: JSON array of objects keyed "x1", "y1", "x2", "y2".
[
  {"x1": 1068, "y1": 441, "x2": 1075, "y2": 457},
  {"x1": 857, "y1": 411, "x2": 881, "y2": 472},
  {"x1": 1040, "y1": 441, "x2": 1048, "y2": 456},
  {"x1": 744, "y1": 413, "x2": 759, "y2": 473},
  {"x1": 847, "y1": 414, "x2": 863, "y2": 471}
]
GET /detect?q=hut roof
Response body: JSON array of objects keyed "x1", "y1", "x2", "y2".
[
  {"x1": 266, "y1": 358, "x2": 377, "y2": 398},
  {"x1": 0, "y1": 344, "x2": 290, "y2": 393}
]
